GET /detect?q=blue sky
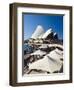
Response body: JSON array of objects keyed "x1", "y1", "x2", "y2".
[{"x1": 23, "y1": 13, "x2": 63, "y2": 40}]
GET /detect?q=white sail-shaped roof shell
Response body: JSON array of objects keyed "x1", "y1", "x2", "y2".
[
  {"x1": 31, "y1": 25, "x2": 45, "y2": 39},
  {"x1": 38, "y1": 33, "x2": 44, "y2": 39},
  {"x1": 42, "y1": 28, "x2": 53, "y2": 39},
  {"x1": 54, "y1": 32, "x2": 57, "y2": 36}
]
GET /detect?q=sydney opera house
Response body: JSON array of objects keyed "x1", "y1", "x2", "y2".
[
  {"x1": 28, "y1": 25, "x2": 59, "y2": 44},
  {"x1": 23, "y1": 25, "x2": 63, "y2": 75}
]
